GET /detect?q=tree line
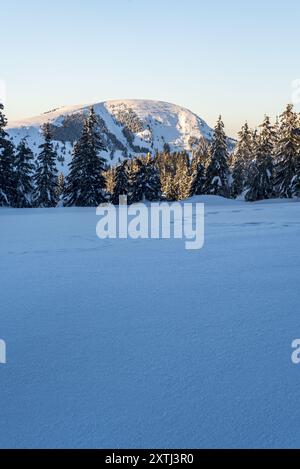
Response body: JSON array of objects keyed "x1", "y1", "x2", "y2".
[{"x1": 0, "y1": 102, "x2": 300, "y2": 208}]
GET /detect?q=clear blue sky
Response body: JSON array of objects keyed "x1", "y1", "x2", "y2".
[{"x1": 2, "y1": 0, "x2": 300, "y2": 135}]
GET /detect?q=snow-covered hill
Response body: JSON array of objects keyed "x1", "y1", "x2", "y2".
[{"x1": 7, "y1": 99, "x2": 234, "y2": 173}]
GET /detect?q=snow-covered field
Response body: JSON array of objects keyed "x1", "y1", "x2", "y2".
[{"x1": 0, "y1": 196, "x2": 300, "y2": 448}]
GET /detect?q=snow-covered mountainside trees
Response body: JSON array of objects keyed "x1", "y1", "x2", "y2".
[{"x1": 1, "y1": 102, "x2": 300, "y2": 207}]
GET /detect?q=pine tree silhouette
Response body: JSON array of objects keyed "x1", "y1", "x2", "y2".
[
  {"x1": 33, "y1": 123, "x2": 58, "y2": 207},
  {"x1": 0, "y1": 103, "x2": 15, "y2": 206},
  {"x1": 64, "y1": 107, "x2": 107, "y2": 206},
  {"x1": 205, "y1": 116, "x2": 231, "y2": 197}
]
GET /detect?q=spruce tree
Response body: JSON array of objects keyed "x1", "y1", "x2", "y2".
[
  {"x1": 192, "y1": 137, "x2": 211, "y2": 168},
  {"x1": 127, "y1": 159, "x2": 140, "y2": 203},
  {"x1": 245, "y1": 116, "x2": 275, "y2": 201},
  {"x1": 173, "y1": 151, "x2": 191, "y2": 200},
  {"x1": 204, "y1": 116, "x2": 231, "y2": 197},
  {"x1": 143, "y1": 154, "x2": 161, "y2": 201},
  {"x1": 258, "y1": 116, "x2": 276, "y2": 195},
  {"x1": 127, "y1": 158, "x2": 148, "y2": 203},
  {"x1": 127, "y1": 155, "x2": 161, "y2": 203},
  {"x1": 64, "y1": 107, "x2": 107, "y2": 206},
  {"x1": 244, "y1": 160, "x2": 259, "y2": 201},
  {"x1": 105, "y1": 166, "x2": 116, "y2": 199},
  {"x1": 56, "y1": 172, "x2": 65, "y2": 200},
  {"x1": 13, "y1": 138, "x2": 35, "y2": 207},
  {"x1": 111, "y1": 159, "x2": 130, "y2": 204},
  {"x1": 163, "y1": 173, "x2": 176, "y2": 201},
  {"x1": 190, "y1": 155, "x2": 206, "y2": 196},
  {"x1": 231, "y1": 122, "x2": 253, "y2": 197},
  {"x1": 275, "y1": 104, "x2": 300, "y2": 198},
  {"x1": 0, "y1": 103, "x2": 15, "y2": 206},
  {"x1": 156, "y1": 150, "x2": 176, "y2": 201},
  {"x1": 273, "y1": 116, "x2": 280, "y2": 150},
  {"x1": 33, "y1": 123, "x2": 58, "y2": 207}
]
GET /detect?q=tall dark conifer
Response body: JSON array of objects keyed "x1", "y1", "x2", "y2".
[
  {"x1": 33, "y1": 123, "x2": 58, "y2": 207},
  {"x1": 64, "y1": 107, "x2": 107, "y2": 206},
  {"x1": 231, "y1": 122, "x2": 253, "y2": 197},
  {"x1": 156, "y1": 150, "x2": 176, "y2": 201},
  {"x1": 143, "y1": 154, "x2": 162, "y2": 201},
  {"x1": 245, "y1": 116, "x2": 275, "y2": 201},
  {"x1": 204, "y1": 116, "x2": 231, "y2": 197},
  {"x1": 275, "y1": 104, "x2": 300, "y2": 198},
  {"x1": 13, "y1": 138, "x2": 35, "y2": 207},
  {"x1": 173, "y1": 151, "x2": 191, "y2": 200},
  {"x1": 111, "y1": 159, "x2": 130, "y2": 204},
  {"x1": 190, "y1": 156, "x2": 206, "y2": 196},
  {"x1": 128, "y1": 155, "x2": 161, "y2": 203},
  {"x1": 0, "y1": 103, "x2": 15, "y2": 206},
  {"x1": 192, "y1": 137, "x2": 211, "y2": 168}
]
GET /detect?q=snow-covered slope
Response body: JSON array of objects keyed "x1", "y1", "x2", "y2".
[
  {"x1": 1, "y1": 198, "x2": 300, "y2": 448},
  {"x1": 7, "y1": 100, "x2": 234, "y2": 172}
]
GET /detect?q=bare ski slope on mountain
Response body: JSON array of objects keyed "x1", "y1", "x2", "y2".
[
  {"x1": 0, "y1": 197, "x2": 300, "y2": 448},
  {"x1": 7, "y1": 100, "x2": 228, "y2": 172}
]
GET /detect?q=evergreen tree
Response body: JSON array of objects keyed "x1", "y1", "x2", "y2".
[
  {"x1": 163, "y1": 172, "x2": 176, "y2": 201},
  {"x1": 192, "y1": 137, "x2": 211, "y2": 168},
  {"x1": 156, "y1": 150, "x2": 177, "y2": 201},
  {"x1": 163, "y1": 143, "x2": 171, "y2": 153},
  {"x1": 273, "y1": 116, "x2": 280, "y2": 150},
  {"x1": 275, "y1": 104, "x2": 300, "y2": 198},
  {"x1": 64, "y1": 107, "x2": 107, "y2": 206},
  {"x1": 251, "y1": 128, "x2": 259, "y2": 152},
  {"x1": 204, "y1": 116, "x2": 231, "y2": 197},
  {"x1": 244, "y1": 160, "x2": 259, "y2": 201},
  {"x1": 13, "y1": 138, "x2": 35, "y2": 207},
  {"x1": 231, "y1": 122, "x2": 253, "y2": 197},
  {"x1": 105, "y1": 166, "x2": 116, "y2": 199},
  {"x1": 173, "y1": 151, "x2": 191, "y2": 200},
  {"x1": 143, "y1": 154, "x2": 161, "y2": 201},
  {"x1": 127, "y1": 158, "x2": 143, "y2": 203},
  {"x1": 127, "y1": 155, "x2": 161, "y2": 203},
  {"x1": 56, "y1": 172, "x2": 65, "y2": 199},
  {"x1": 111, "y1": 159, "x2": 130, "y2": 204},
  {"x1": 190, "y1": 155, "x2": 206, "y2": 196},
  {"x1": 293, "y1": 153, "x2": 300, "y2": 198},
  {"x1": 0, "y1": 103, "x2": 15, "y2": 206},
  {"x1": 245, "y1": 116, "x2": 275, "y2": 201},
  {"x1": 33, "y1": 123, "x2": 58, "y2": 207}
]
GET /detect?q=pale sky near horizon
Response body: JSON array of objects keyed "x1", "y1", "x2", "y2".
[{"x1": 2, "y1": 0, "x2": 300, "y2": 136}]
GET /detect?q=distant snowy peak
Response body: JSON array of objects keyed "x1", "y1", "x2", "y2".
[{"x1": 7, "y1": 99, "x2": 234, "y2": 172}]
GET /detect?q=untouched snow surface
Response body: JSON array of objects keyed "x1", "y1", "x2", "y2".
[{"x1": 0, "y1": 197, "x2": 300, "y2": 448}]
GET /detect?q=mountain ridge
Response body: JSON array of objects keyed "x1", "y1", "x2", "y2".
[{"x1": 7, "y1": 99, "x2": 235, "y2": 173}]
